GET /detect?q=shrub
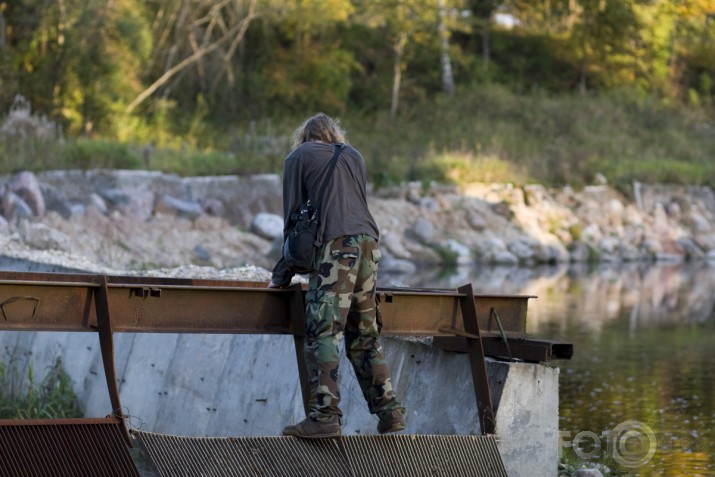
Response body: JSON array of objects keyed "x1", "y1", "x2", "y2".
[{"x1": 0, "y1": 356, "x2": 82, "y2": 419}]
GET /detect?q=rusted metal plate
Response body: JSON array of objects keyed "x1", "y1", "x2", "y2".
[
  {"x1": 105, "y1": 284, "x2": 295, "y2": 333},
  {"x1": 378, "y1": 289, "x2": 463, "y2": 336},
  {"x1": 433, "y1": 333, "x2": 574, "y2": 361},
  {"x1": 377, "y1": 290, "x2": 532, "y2": 336},
  {"x1": 0, "y1": 279, "x2": 97, "y2": 331},
  {"x1": 135, "y1": 432, "x2": 508, "y2": 477},
  {"x1": 0, "y1": 418, "x2": 138, "y2": 476},
  {"x1": 474, "y1": 295, "x2": 531, "y2": 333}
]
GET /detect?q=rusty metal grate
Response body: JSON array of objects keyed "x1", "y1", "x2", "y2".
[
  {"x1": 0, "y1": 418, "x2": 139, "y2": 476},
  {"x1": 136, "y1": 431, "x2": 508, "y2": 477}
]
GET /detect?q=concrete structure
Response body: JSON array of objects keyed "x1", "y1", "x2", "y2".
[{"x1": 0, "y1": 331, "x2": 558, "y2": 477}]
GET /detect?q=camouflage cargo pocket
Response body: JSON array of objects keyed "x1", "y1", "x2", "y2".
[{"x1": 305, "y1": 290, "x2": 340, "y2": 338}]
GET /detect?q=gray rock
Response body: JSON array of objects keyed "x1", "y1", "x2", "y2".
[
  {"x1": 508, "y1": 239, "x2": 535, "y2": 261},
  {"x1": 70, "y1": 204, "x2": 86, "y2": 216},
  {"x1": 201, "y1": 198, "x2": 225, "y2": 217},
  {"x1": 406, "y1": 181, "x2": 422, "y2": 203},
  {"x1": 3, "y1": 190, "x2": 34, "y2": 219},
  {"x1": 417, "y1": 197, "x2": 439, "y2": 212},
  {"x1": 192, "y1": 245, "x2": 212, "y2": 264},
  {"x1": 379, "y1": 250, "x2": 418, "y2": 274},
  {"x1": 22, "y1": 223, "x2": 71, "y2": 251},
  {"x1": 0, "y1": 214, "x2": 9, "y2": 233},
  {"x1": 641, "y1": 238, "x2": 662, "y2": 255},
  {"x1": 381, "y1": 232, "x2": 411, "y2": 259},
  {"x1": 593, "y1": 172, "x2": 608, "y2": 185},
  {"x1": 120, "y1": 190, "x2": 155, "y2": 221},
  {"x1": 490, "y1": 200, "x2": 514, "y2": 219},
  {"x1": 156, "y1": 195, "x2": 203, "y2": 219},
  {"x1": 676, "y1": 237, "x2": 705, "y2": 259},
  {"x1": 10, "y1": 171, "x2": 45, "y2": 217},
  {"x1": 533, "y1": 243, "x2": 569, "y2": 263},
  {"x1": 491, "y1": 250, "x2": 519, "y2": 265},
  {"x1": 88, "y1": 193, "x2": 108, "y2": 214},
  {"x1": 441, "y1": 239, "x2": 472, "y2": 265},
  {"x1": 40, "y1": 183, "x2": 73, "y2": 219},
  {"x1": 98, "y1": 188, "x2": 130, "y2": 206},
  {"x1": 569, "y1": 241, "x2": 591, "y2": 262},
  {"x1": 581, "y1": 223, "x2": 601, "y2": 242},
  {"x1": 466, "y1": 210, "x2": 486, "y2": 231},
  {"x1": 250, "y1": 213, "x2": 284, "y2": 240},
  {"x1": 599, "y1": 236, "x2": 619, "y2": 255},
  {"x1": 619, "y1": 242, "x2": 642, "y2": 261},
  {"x1": 410, "y1": 218, "x2": 435, "y2": 244}
]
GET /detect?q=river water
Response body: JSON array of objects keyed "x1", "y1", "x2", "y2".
[{"x1": 381, "y1": 262, "x2": 715, "y2": 477}]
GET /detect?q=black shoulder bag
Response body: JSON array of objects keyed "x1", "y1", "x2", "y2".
[{"x1": 282, "y1": 143, "x2": 345, "y2": 274}]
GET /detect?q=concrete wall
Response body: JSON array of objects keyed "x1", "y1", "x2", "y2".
[{"x1": 0, "y1": 332, "x2": 558, "y2": 477}]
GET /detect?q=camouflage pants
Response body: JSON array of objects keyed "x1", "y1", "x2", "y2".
[{"x1": 305, "y1": 234, "x2": 403, "y2": 421}]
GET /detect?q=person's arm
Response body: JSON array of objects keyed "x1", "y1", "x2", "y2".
[
  {"x1": 269, "y1": 256, "x2": 292, "y2": 288},
  {"x1": 268, "y1": 150, "x2": 301, "y2": 288}
]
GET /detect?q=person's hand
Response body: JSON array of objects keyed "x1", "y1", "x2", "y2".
[{"x1": 268, "y1": 281, "x2": 288, "y2": 289}]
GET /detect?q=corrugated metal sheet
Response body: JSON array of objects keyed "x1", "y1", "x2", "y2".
[
  {"x1": 136, "y1": 432, "x2": 508, "y2": 477},
  {"x1": 0, "y1": 419, "x2": 139, "y2": 476}
]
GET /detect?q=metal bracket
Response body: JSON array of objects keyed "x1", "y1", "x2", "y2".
[
  {"x1": 490, "y1": 307, "x2": 514, "y2": 362},
  {"x1": 94, "y1": 275, "x2": 132, "y2": 446},
  {"x1": 458, "y1": 283, "x2": 496, "y2": 435},
  {"x1": 0, "y1": 296, "x2": 40, "y2": 321},
  {"x1": 286, "y1": 283, "x2": 311, "y2": 417},
  {"x1": 132, "y1": 287, "x2": 161, "y2": 298}
]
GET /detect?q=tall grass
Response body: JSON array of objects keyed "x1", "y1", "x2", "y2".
[
  {"x1": 350, "y1": 86, "x2": 715, "y2": 189},
  {"x1": 1, "y1": 86, "x2": 713, "y2": 188},
  {"x1": 0, "y1": 356, "x2": 82, "y2": 419}
]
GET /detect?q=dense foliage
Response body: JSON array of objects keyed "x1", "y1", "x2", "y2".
[{"x1": 0, "y1": 0, "x2": 714, "y2": 187}]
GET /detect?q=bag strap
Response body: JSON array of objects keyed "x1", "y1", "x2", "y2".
[{"x1": 313, "y1": 143, "x2": 345, "y2": 211}]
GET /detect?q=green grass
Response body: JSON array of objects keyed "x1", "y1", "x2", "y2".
[
  {"x1": 0, "y1": 357, "x2": 82, "y2": 419},
  {"x1": 1, "y1": 85, "x2": 713, "y2": 188}
]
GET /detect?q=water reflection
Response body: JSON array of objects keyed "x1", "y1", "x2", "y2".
[{"x1": 381, "y1": 262, "x2": 715, "y2": 475}]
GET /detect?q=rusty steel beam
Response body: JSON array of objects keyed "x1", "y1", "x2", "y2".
[
  {"x1": 0, "y1": 272, "x2": 534, "y2": 337},
  {"x1": 433, "y1": 333, "x2": 574, "y2": 362}
]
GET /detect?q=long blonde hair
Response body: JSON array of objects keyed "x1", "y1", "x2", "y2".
[{"x1": 291, "y1": 113, "x2": 347, "y2": 150}]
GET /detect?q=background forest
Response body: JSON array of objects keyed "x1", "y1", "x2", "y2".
[{"x1": 1, "y1": 0, "x2": 714, "y2": 189}]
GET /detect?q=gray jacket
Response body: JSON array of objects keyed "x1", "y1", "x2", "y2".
[{"x1": 271, "y1": 141, "x2": 379, "y2": 285}]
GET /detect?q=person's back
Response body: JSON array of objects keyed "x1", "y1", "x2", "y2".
[
  {"x1": 269, "y1": 113, "x2": 405, "y2": 438},
  {"x1": 282, "y1": 141, "x2": 378, "y2": 246}
]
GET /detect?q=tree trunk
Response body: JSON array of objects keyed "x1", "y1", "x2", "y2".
[
  {"x1": 0, "y1": 9, "x2": 6, "y2": 49},
  {"x1": 390, "y1": 32, "x2": 407, "y2": 118},
  {"x1": 439, "y1": 0, "x2": 455, "y2": 95},
  {"x1": 482, "y1": 24, "x2": 490, "y2": 70}
]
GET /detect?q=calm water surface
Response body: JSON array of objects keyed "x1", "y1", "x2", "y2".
[{"x1": 381, "y1": 262, "x2": 715, "y2": 476}]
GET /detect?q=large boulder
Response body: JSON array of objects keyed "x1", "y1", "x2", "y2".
[
  {"x1": 250, "y1": 213, "x2": 284, "y2": 240},
  {"x1": 10, "y1": 171, "x2": 45, "y2": 217}
]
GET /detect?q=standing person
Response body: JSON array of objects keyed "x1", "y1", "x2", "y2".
[{"x1": 268, "y1": 113, "x2": 405, "y2": 439}]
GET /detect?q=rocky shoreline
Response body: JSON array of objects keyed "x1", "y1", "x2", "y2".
[{"x1": 1, "y1": 169, "x2": 714, "y2": 279}]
